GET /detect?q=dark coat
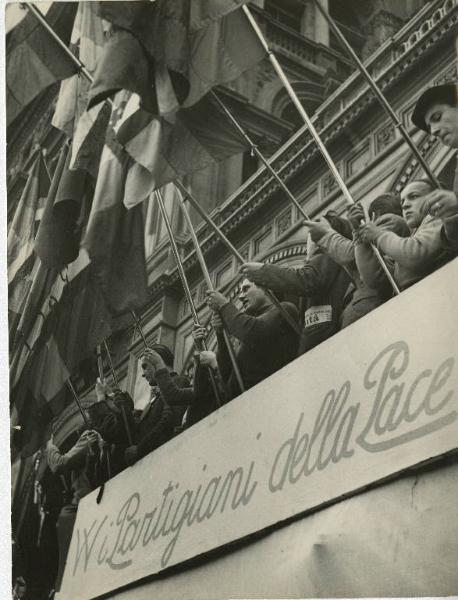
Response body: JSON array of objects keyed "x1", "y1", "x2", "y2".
[
  {"x1": 251, "y1": 254, "x2": 351, "y2": 354},
  {"x1": 134, "y1": 373, "x2": 189, "y2": 460},
  {"x1": 218, "y1": 300, "x2": 299, "y2": 398}
]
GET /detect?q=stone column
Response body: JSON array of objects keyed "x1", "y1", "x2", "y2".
[{"x1": 301, "y1": 0, "x2": 329, "y2": 47}]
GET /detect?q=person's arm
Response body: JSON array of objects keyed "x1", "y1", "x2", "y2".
[
  {"x1": 317, "y1": 231, "x2": 355, "y2": 267},
  {"x1": 220, "y1": 301, "x2": 298, "y2": 345},
  {"x1": 246, "y1": 259, "x2": 329, "y2": 297},
  {"x1": 46, "y1": 434, "x2": 90, "y2": 475},
  {"x1": 154, "y1": 369, "x2": 194, "y2": 406},
  {"x1": 136, "y1": 404, "x2": 176, "y2": 459},
  {"x1": 354, "y1": 239, "x2": 394, "y2": 297},
  {"x1": 369, "y1": 218, "x2": 443, "y2": 269},
  {"x1": 441, "y1": 215, "x2": 458, "y2": 251}
]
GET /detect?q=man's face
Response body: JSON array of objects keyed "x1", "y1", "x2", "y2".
[
  {"x1": 239, "y1": 278, "x2": 267, "y2": 315},
  {"x1": 425, "y1": 102, "x2": 458, "y2": 148},
  {"x1": 400, "y1": 181, "x2": 432, "y2": 228},
  {"x1": 141, "y1": 357, "x2": 156, "y2": 385}
]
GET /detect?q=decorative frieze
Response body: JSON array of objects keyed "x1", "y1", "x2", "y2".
[{"x1": 375, "y1": 123, "x2": 397, "y2": 153}]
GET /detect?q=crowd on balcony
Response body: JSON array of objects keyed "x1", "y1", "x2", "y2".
[{"x1": 16, "y1": 84, "x2": 455, "y2": 599}]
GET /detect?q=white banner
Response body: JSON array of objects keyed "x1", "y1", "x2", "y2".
[{"x1": 58, "y1": 260, "x2": 458, "y2": 600}]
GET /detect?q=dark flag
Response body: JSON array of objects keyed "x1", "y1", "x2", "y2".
[
  {"x1": 8, "y1": 151, "x2": 50, "y2": 294},
  {"x1": 6, "y1": 3, "x2": 78, "y2": 127},
  {"x1": 119, "y1": 93, "x2": 250, "y2": 207},
  {"x1": 87, "y1": 0, "x2": 264, "y2": 114},
  {"x1": 82, "y1": 92, "x2": 150, "y2": 316}
]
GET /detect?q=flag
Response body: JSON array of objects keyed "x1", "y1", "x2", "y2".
[
  {"x1": 82, "y1": 92, "x2": 150, "y2": 316},
  {"x1": 120, "y1": 93, "x2": 250, "y2": 207},
  {"x1": 52, "y1": 2, "x2": 111, "y2": 180},
  {"x1": 6, "y1": 3, "x2": 79, "y2": 127},
  {"x1": 9, "y1": 257, "x2": 57, "y2": 354},
  {"x1": 9, "y1": 252, "x2": 89, "y2": 391},
  {"x1": 51, "y1": 2, "x2": 106, "y2": 137},
  {"x1": 10, "y1": 250, "x2": 114, "y2": 457},
  {"x1": 8, "y1": 151, "x2": 50, "y2": 290},
  {"x1": 86, "y1": 0, "x2": 265, "y2": 206},
  {"x1": 87, "y1": 1, "x2": 188, "y2": 113},
  {"x1": 28, "y1": 259, "x2": 113, "y2": 406},
  {"x1": 87, "y1": 0, "x2": 265, "y2": 114},
  {"x1": 34, "y1": 144, "x2": 90, "y2": 270}
]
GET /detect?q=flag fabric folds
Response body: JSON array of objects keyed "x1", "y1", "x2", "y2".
[
  {"x1": 84, "y1": 0, "x2": 265, "y2": 205},
  {"x1": 51, "y1": 2, "x2": 106, "y2": 137},
  {"x1": 34, "y1": 144, "x2": 81, "y2": 270},
  {"x1": 8, "y1": 151, "x2": 50, "y2": 289},
  {"x1": 52, "y1": 1, "x2": 111, "y2": 180},
  {"x1": 120, "y1": 93, "x2": 250, "y2": 207},
  {"x1": 87, "y1": 0, "x2": 265, "y2": 114},
  {"x1": 82, "y1": 92, "x2": 150, "y2": 316},
  {"x1": 6, "y1": 3, "x2": 78, "y2": 127},
  {"x1": 10, "y1": 250, "x2": 113, "y2": 457}
]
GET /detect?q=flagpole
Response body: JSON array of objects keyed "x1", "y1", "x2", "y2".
[
  {"x1": 102, "y1": 340, "x2": 134, "y2": 446},
  {"x1": 96, "y1": 345, "x2": 104, "y2": 383},
  {"x1": 24, "y1": 3, "x2": 92, "y2": 83},
  {"x1": 176, "y1": 189, "x2": 246, "y2": 394},
  {"x1": 173, "y1": 180, "x2": 302, "y2": 334},
  {"x1": 103, "y1": 340, "x2": 120, "y2": 389},
  {"x1": 155, "y1": 190, "x2": 223, "y2": 407},
  {"x1": 311, "y1": 0, "x2": 441, "y2": 189},
  {"x1": 179, "y1": 313, "x2": 213, "y2": 376},
  {"x1": 242, "y1": 5, "x2": 400, "y2": 296},
  {"x1": 66, "y1": 379, "x2": 91, "y2": 429},
  {"x1": 130, "y1": 310, "x2": 150, "y2": 349},
  {"x1": 210, "y1": 91, "x2": 311, "y2": 221}
]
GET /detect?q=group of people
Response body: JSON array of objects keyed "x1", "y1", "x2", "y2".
[{"x1": 42, "y1": 83, "x2": 458, "y2": 595}]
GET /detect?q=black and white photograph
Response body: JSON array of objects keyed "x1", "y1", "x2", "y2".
[{"x1": 5, "y1": 1, "x2": 458, "y2": 599}]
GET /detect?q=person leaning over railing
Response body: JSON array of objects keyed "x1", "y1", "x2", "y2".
[
  {"x1": 124, "y1": 345, "x2": 188, "y2": 466},
  {"x1": 411, "y1": 82, "x2": 458, "y2": 254},
  {"x1": 241, "y1": 211, "x2": 351, "y2": 356},
  {"x1": 205, "y1": 279, "x2": 299, "y2": 397},
  {"x1": 357, "y1": 179, "x2": 451, "y2": 291},
  {"x1": 139, "y1": 335, "x2": 227, "y2": 429},
  {"x1": 303, "y1": 196, "x2": 409, "y2": 328},
  {"x1": 46, "y1": 428, "x2": 102, "y2": 592}
]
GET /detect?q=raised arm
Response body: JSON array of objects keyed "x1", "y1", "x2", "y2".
[
  {"x1": 242, "y1": 259, "x2": 330, "y2": 297},
  {"x1": 46, "y1": 431, "x2": 96, "y2": 475},
  {"x1": 361, "y1": 217, "x2": 443, "y2": 269},
  {"x1": 220, "y1": 301, "x2": 298, "y2": 344},
  {"x1": 154, "y1": 368, "x2": 194, "y2": 407},
  {"x1": 317, "y1": 231, "x2": 355, "y2": 267}
]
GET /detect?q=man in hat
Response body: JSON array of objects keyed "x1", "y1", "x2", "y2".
[
  {"x1": 411, "y1": 82, "x2": 458, "y2": 250},
  {"x1": 124, "y1": 344, "x2": 189, "y2": 466}
]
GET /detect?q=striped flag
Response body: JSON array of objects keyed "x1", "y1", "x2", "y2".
[
  {"x1": 82, "y1": 91, "x2": 150, "y2": 316},
  {"x1": 8, "y1": 152, "x2": 50, "y2": 289},
  {"x1": 6, "y1": 3, "x2": 78, "y2": 127},
  {"x1": 87, "y1": 0, "x2": 264, "y2": 114},
  {"x1": 86, "y1": 0, "x2": 265, "y2": 206},
  {"x1": 120, "y1": 93, "x2": 251, "y2": 207},
  {"x1": 52, "y1": 1, "x2": 111, "y2": 180},
  {"x1": 51, "y1": 2, "x2": 107, "y2": 137}
]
